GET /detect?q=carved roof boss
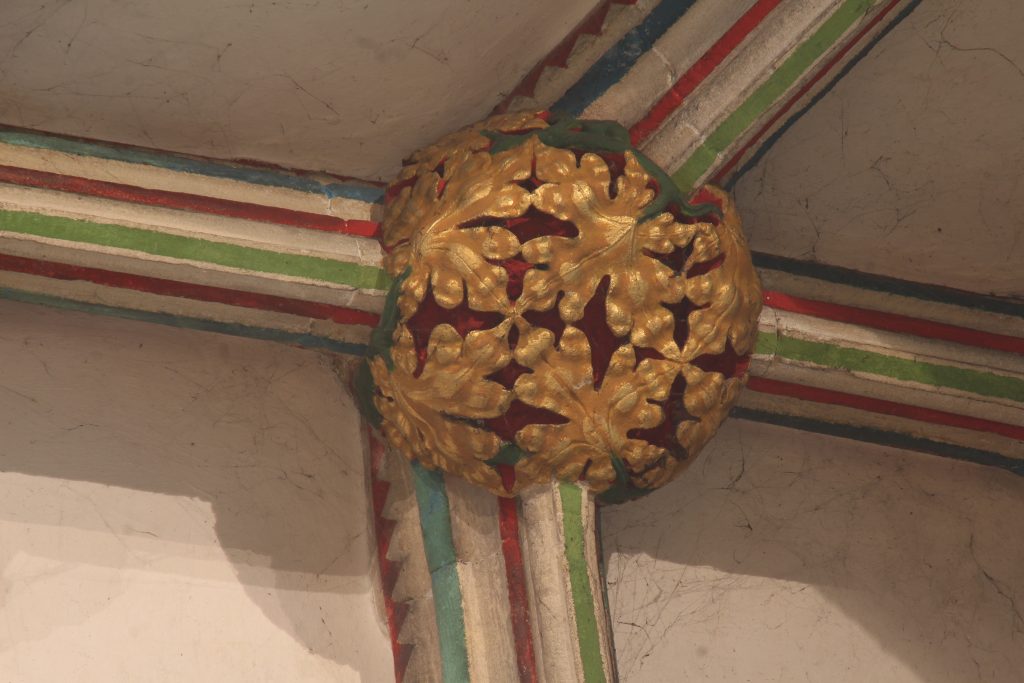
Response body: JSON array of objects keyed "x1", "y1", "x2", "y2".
[{"x1": 357, "y1": 113, "x2": 762, "y2": 502}]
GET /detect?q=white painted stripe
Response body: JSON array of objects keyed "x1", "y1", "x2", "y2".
[
  {"x1": 0, "y1": 269, "x2": 372, "y2": 346},
  {"x1": 762, "y1": 307, "x2": 1024, "y2": 382},
  {"x1": 755, "y1": 356, "x2": 1024, "y2": 427},
  {"x1": 444, "y1": 477, "x2": 519, "y2": 683},
  {"x1": 640, "y1": 0, "x2": 842, "y2": 169},
  {"x1": 0, "y1": 234, "x2": 387, "y2": 312},
  {"x1": 640, "y1": 0, "x2": 841, "y2": 171},
  {"x1": 583, "y1": 0, "x2": 759, "y2": 125},
  {"x1": 0, "y1": 141, "x2": 377, "y2": 220},
  {"x1": 737, "y1": 390, "x2": 1024, "y2": 460},
  {"x1": 520, "y1": 482, "x2": 580, "y2": 683},
  {"x1": 0, "y1": 184, "x2": 382, "y2": 266},
  {"x1": 759, "y1": 269, "x2": 1024, "y2": 339}
]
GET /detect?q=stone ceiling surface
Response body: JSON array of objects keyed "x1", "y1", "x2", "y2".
[
  {"x1": 2, "y1": 0, "x2": 1020, "y2": 295},
  {"x1": 735, "y1": 0, "x2": 1024, "y2": 297},
  {"x1": 0, "y1": 0, "x2": 598, "y2": 180}
]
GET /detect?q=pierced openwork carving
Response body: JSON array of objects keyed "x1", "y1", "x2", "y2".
[{"x1": 357, "y1": 113, "x2": 761, "y2": 501}]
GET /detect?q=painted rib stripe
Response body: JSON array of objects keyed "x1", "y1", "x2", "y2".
[
  {"x1": 0, "y1": 210, "x2": 389, "y2": 290},
  {"x1": 672, "y1": 0, "x2": 878, "y2": 191},
  {"x1": 764, "y1": 290, "x2": 1024, "y2": 356},
  {"x1": 552, "y1": 0, "x2": 698, "y2": 117},
  {"x1": 367, "y1": 433, "x2": 412, "y2": 682},
  {"x1": 592, "y1": 506, "x2": 617, "y2": 678},
  {"x1": 755, "y1": 252, "x2": 1024, "y2": 319},
  {"x1": 497, "y1": 496, "x2": 539, "y2": 683},
  {"x1": 559, "y1": 483, "x2": 606, "y2": 683},
  {"x1": 0, "y1": 287, "x2": 366, "y2": 355},
  {"x1": 720, "y1": 0, "x2": 921, "y2": 187},
  {"x1": 0, "y1": 126, "x2": 385, "y2": 203},
  {"x1": 0, "y1": 165, "x2": 379, "y2": 237},
  {"x1": 629, "y1": 0, "x2": 782, "y2": 145},
  {"x1": 493, "y1": 0, "x2": 627, "y2": 114},
  {"x1": 748, "y1": 376, "x2": 1024, "y2": 441},
  {"x1": 755, "y1": 331, "x2": 1024, "y2": 402},
  {"x1": 732, "y1": 407, "x2": 1024, "y2": 476},
  {"x1": 0, "y1": 253, "x2": 380, "y2": 327},
  {"x1": 739, "y1": 389, "x2": 1024, "y2": 459},
  {"x1": 409, "y1": 463, "x2": 471, "y2": 683}
]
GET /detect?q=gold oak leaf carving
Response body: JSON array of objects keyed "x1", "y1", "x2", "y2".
[
  {"x1": 681, "y1": 187, "x2": 761, "y2": 361},
  {"x1": 368, "y1": 115, "x2": 762, "y2": 499},
  {"x1": 511, "y1": 326, "x2": 677, "y2": 493},
  {"x1": 395, "y1": 112, "x2": 549, "y2": 181},
  {"x1": 383, "y1": 144, "x2": 535, "y2": 318},
  {"x1": 370, "y1": 322, "x2": 512, "y2": 492},
  {"x1": 674, "y1": 187, "x2": 762, "y2": 462},
  {"x1": 520, "y1": 150, "x2": 694, "y2": 353}
]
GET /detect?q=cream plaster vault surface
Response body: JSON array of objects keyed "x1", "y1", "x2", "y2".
[
  {"x1": 0, "y1": 300, "x2": 390, "y2": 682},
  {"x1": 736, "y1": 0, "x2": 1024, "y2": 297},
  {"x1": 0, "y1": 0, "x2": 598, "y2": 180},
  {"x1": 602, "y1": 421, "x2": 1024, "y2": 683},
  {"x1": 3, "y1": 303, "x2": 1024, "y2": 683}
]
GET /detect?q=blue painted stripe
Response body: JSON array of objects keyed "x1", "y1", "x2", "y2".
[
  {"x1": 752, "y1": 251, "x2": 1024, "y2": 319},
  {"x1": 0, "y1": 287, "x2": 369, "y2": 356},
  {"x1": 0, "y1": 126, "x2": 385, "y2": 204},
  {"x1": 551, "y1": 0, "x2": 698, "y2": 117},
  {"x1": 725, "y1": 0, "x2": 923, "y2": 190},
  {"x1": 732, "y1": 407, "x2": 1024, "y2": 476},
  {"x1": 409, "y1": 462, "x2": 471, "y2": 682}
]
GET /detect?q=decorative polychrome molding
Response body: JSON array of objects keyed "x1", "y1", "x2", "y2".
[
  {"x1": 498, "y1": 0, "x2": 923, "y2": 191},
  {"x1": 346, "y1": 113, "x2": 761, "y2": 681},
  {"x1": 366, "y1": 430, "x2": 442, "y2": 682},
  {"x1": 0, "y1": 125, "x2": 386, "y2": 355},
  {"x1": 368, "y1": 432, "x2": 617, "y2": 682},
  {"x1": 743, "y1": 257, "x2": 1024, "y2": 473},
  {"x1": 0, "y1": 2, "x2": 1016, "y2": 679},
  {"x1": 362, "y1": 113, "x2": 761, "y2": 500},
  {"x1": 0, "y1": 123, "x2": 1021, "y2": 478}
]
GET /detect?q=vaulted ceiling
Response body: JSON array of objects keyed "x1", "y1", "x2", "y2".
[
  {"x1": 3, "y1": 0, "x2": 1021, "y2": 297},
  {"x1": 0, "y1": 0, "x2": 598, "y2": 178}
]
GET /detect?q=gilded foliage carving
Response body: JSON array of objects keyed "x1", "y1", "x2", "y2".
[{"x1": 363, "y1": 114, "x2": 762, "y2": 500}]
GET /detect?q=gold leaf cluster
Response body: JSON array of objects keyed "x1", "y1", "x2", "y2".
[{"x1": 371, "y1": 116, "x2": 762, "y2": 497}]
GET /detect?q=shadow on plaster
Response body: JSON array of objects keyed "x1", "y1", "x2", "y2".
[
  {"x1": 0, "y1": 299, "x2": 385, "y2": 673},
  {"x1": 601, "y1": 418, "x2": 1024, "y2": 682}
]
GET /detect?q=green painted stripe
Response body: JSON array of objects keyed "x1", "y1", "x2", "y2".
[
  {"x1": 0, "y1": 209, "x2": 389, "y2": 290},
  {"x1": 756, "y1": 331, "x2": 1024, "y2": 402},
  {"x1": 559, "y1": 483, "x2": 607, "y2": 683},
  {"x1": 672, "y1": 0, "x2": 874, "y2": 190},
  {"x1": 410, "y1": 463, "x2": 471, "y2": 682},
  {"x1": 754, "y1": 329, "x2": 780, "y2": 357}
]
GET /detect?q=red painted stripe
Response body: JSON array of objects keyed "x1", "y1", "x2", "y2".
[
  {"x1": 0, "y1": 164, "x2": 380, "y2": 238},
  {"x1": 629, "y1": 0, "x2": 781, "y2": 146},
  {"x1": 712, "y1": 0, "x2": 904, "y2": 183},
  {"x1": 763, "y1": 290, "x2": 1024, "y2": 356},
  {"x1": 498, "y1": 495, "x2": 539, "y2": 683},
  {"x1": 0, "y1": 252, "x2": 380, "y2": 326},
  {"x1": 747, "y1": 376, "x2": 1024, "y2": 441},
  {"x1": 367, "y1": 431, "x2": 414, "y2": 683},
  {"x1": 492, "y1": 0, "x2": 636, "y2": 114}
]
